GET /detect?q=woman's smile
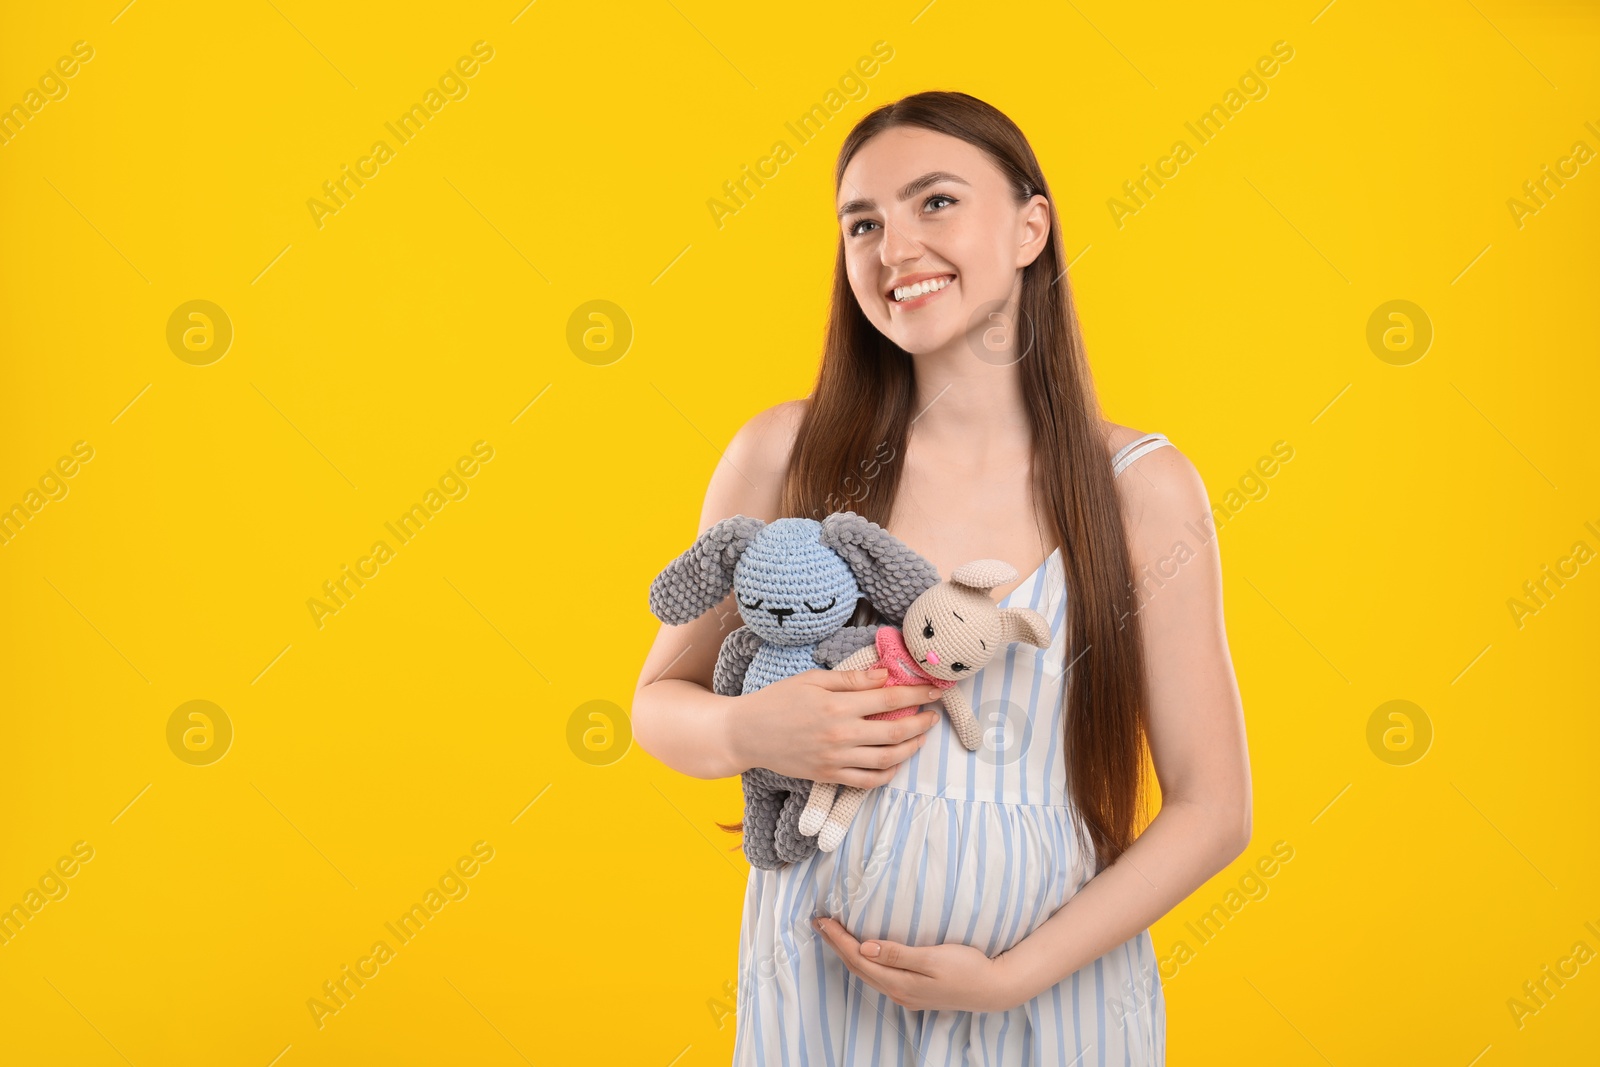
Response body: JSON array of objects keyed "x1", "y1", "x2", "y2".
[{"x1": 889, "y1": 274, "x2": 957, "y2": 312}]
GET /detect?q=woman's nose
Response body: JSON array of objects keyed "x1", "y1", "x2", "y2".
[{"x1": 880, "y1": 219, "x2": 923, "y2": 264}]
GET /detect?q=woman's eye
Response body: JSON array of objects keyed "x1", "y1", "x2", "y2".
[
  {"x1": 845, "y1": 194, "x2": 957, "y2": 238},
  {"x1": 951, "y1": 662, "x2": 970, "y2": 672},
  {"x1": 804, "y1": 597, "x2": 837, "y2": 613}
]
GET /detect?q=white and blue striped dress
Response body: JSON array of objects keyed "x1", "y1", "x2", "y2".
[{"x1": 733, "y1": 432, "x2": 1174, "y2": 1066}]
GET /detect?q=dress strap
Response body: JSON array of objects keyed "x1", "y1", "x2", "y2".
[{"x1": 1111, "y1": 432, "x2": 1173, "y2": 478}]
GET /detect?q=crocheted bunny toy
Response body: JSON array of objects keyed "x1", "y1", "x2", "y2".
[
  {"x1": 648, "y1": 512, "x2": 941, "y2": 870},
  {"x1": 797, "y1": 558, "x2": 1053, "y2": 852}
]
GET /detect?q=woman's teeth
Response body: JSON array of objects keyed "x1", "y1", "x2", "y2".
[{"x1": 893, "y1": 276, "x2": 953, "y2": 302}]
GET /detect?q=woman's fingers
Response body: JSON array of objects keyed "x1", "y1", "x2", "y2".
[
  {"x1": 798, "y1": 668, "x2": 945, "y2": 786},
  {"x1": 824, "y1": 710, "x2": 941, "y2": 784},
  {"x1": 815, "y1": 918, "x2": 905, "y2": 996},
  {"x1": 812, "y1": 668, "x2": 940, "y2": 711},
  {"x1": 837, "y1": 727, "x2": 935, "y2": 782},
  {"x1": 846, "y1": 726, "x2": 933, "y2": 770},
  {"x1": 872, "y1": 683, "x2": 942, "y2": 715},
  {"x1": 858, "y1": 707, "x2": 941, "y2": 745},
  {"x1": 832, "y1": 756, "x2": 911, "y2": 788},
  {"x1": 831, "y1": 766, "x2": 899, "y2": 788},
  {"x1": 810, "y1": 666, "x2": 891, "y2": 691}
]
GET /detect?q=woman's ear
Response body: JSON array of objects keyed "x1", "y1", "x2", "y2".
[
  {"x1": 1015, "y1": 193, "x2": 1051, "y2": 269},
  {"x1": 648, "y1": 515, "x2": 765, "y2": 624}
]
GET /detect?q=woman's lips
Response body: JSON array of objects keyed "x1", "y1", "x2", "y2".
[{"x1": 889, "y1": 276, "x2": 955, "y2": 312}]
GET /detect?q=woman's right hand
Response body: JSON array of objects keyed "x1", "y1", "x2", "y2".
[{"x1": 729, "y1": 667, "x2": 944, "y2": 787}]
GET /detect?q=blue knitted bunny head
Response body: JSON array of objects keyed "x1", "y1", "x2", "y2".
[
  {"x1": 732, "y1": 518, "x2": 858, "y2": 646},
  {"x1": 647, "y1": 511, "x2": 942, "y2": 645}
]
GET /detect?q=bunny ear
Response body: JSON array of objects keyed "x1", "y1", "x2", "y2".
[
  {"x1": 817, "y1": 511, "x2": 940, "y2": 624},
  {"x1": 999, "y1": 607, "x2": 1053, "y2": 650},
  {"x1": 648, "y1": 515, "x2": 766, "y2": 624},
  {"x1": 949, "y1": 559, "x2": 1019, "y2": 595}
]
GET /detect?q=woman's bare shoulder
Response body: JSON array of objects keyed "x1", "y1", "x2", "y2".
[
  {"x1": 704, "y1": 398, "x2": 811, "y2": 524},
  {"x1": 751, "y1": 397, "x2": 809, "y2": 443},
  {"x1": 729, "y1": 398, "x2": 808, "y2": 473},
  {"x1": 1101, "y1": 420, "x2": 1207, "y2": 551},
  {"x1": 1101, "y1": 420, "x2": 1191, "y2": 476},
  {"x1": 1102, "y1": 421, "x2": 1148, "y2": 458}
]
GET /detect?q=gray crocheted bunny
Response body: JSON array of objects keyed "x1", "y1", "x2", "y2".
[{"x1": 647, "y1": 512, "x2": 941, "y2": 870}]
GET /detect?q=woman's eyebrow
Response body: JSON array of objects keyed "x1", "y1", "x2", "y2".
[{"x1": 837, "y1": 171, "x2": 970, "y2": 218}]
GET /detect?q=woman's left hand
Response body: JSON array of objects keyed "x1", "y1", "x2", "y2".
[{"x1": 812, "y1": 915, "x2": 1022, "y2": 1013}]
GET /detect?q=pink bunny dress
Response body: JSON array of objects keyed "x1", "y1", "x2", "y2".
[{"x1": 860, "y1": 624, "x2": 956, "y2": 722}]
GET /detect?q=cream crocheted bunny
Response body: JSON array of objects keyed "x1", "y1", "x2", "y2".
[{"x1": 797, "y1": 559, "x2": 1053, "y2": 852}]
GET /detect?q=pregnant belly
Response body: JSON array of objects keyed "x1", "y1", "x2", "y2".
[{"x1": 764, "y1": 784, "x2": 1091, "y2": 959}]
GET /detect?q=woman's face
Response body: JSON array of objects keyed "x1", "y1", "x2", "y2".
[{"x1": 836, "y1": 126, "x2": 1049, "y2": 358}]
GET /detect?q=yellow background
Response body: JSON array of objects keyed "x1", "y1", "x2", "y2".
[{"x1": 2, "y1": 0, "x2": 1597, "y2": 1063}]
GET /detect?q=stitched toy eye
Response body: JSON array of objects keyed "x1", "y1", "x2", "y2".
[
  {"x1": 951, "y1": 662, "x2": 970, "y2": 672},
  {"x1": 922, "y1": 619, "x2": 934, "y2": 639},
  {"x1": 740, "y1": 596, "x2": 763, "y2": 609},
  {"x1": 804, "y1": 597, "x2": 837, "y2": 613}
]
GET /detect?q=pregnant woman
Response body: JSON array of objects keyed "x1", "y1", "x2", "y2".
[{"x1": 632, "y1": 90, "x2": 1251, "y2": 1064}]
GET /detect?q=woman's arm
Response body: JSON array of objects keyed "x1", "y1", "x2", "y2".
[
  {"x1": 995, "y1": 442, "x2": 1253, "y2": 1002},
  {"x1": 631, "y1": 401, "x2": 802, "y2": 780}
]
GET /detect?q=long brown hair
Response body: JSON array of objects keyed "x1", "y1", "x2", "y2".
[{"x1": 719, "y1": 91, "x2": 1153, "y2": 874}]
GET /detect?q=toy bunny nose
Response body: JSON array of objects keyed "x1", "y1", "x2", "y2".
[{"x1": 926, "y1": 649, "x2": 941, "y2": 665}]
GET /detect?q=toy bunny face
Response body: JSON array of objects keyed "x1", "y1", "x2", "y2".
[
  {"x1": 900, "y1": 560, "x2": 1053, "y2": 682},
  {"x1": 902, "y1": 586, "x2": 1005, "y2": 681},
  {"x1": 647, "y1": 511, "x2": 942, "y2": 640},
  {"x1": 733, "y1": 520, "x2": 859, "y2": 646}
]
